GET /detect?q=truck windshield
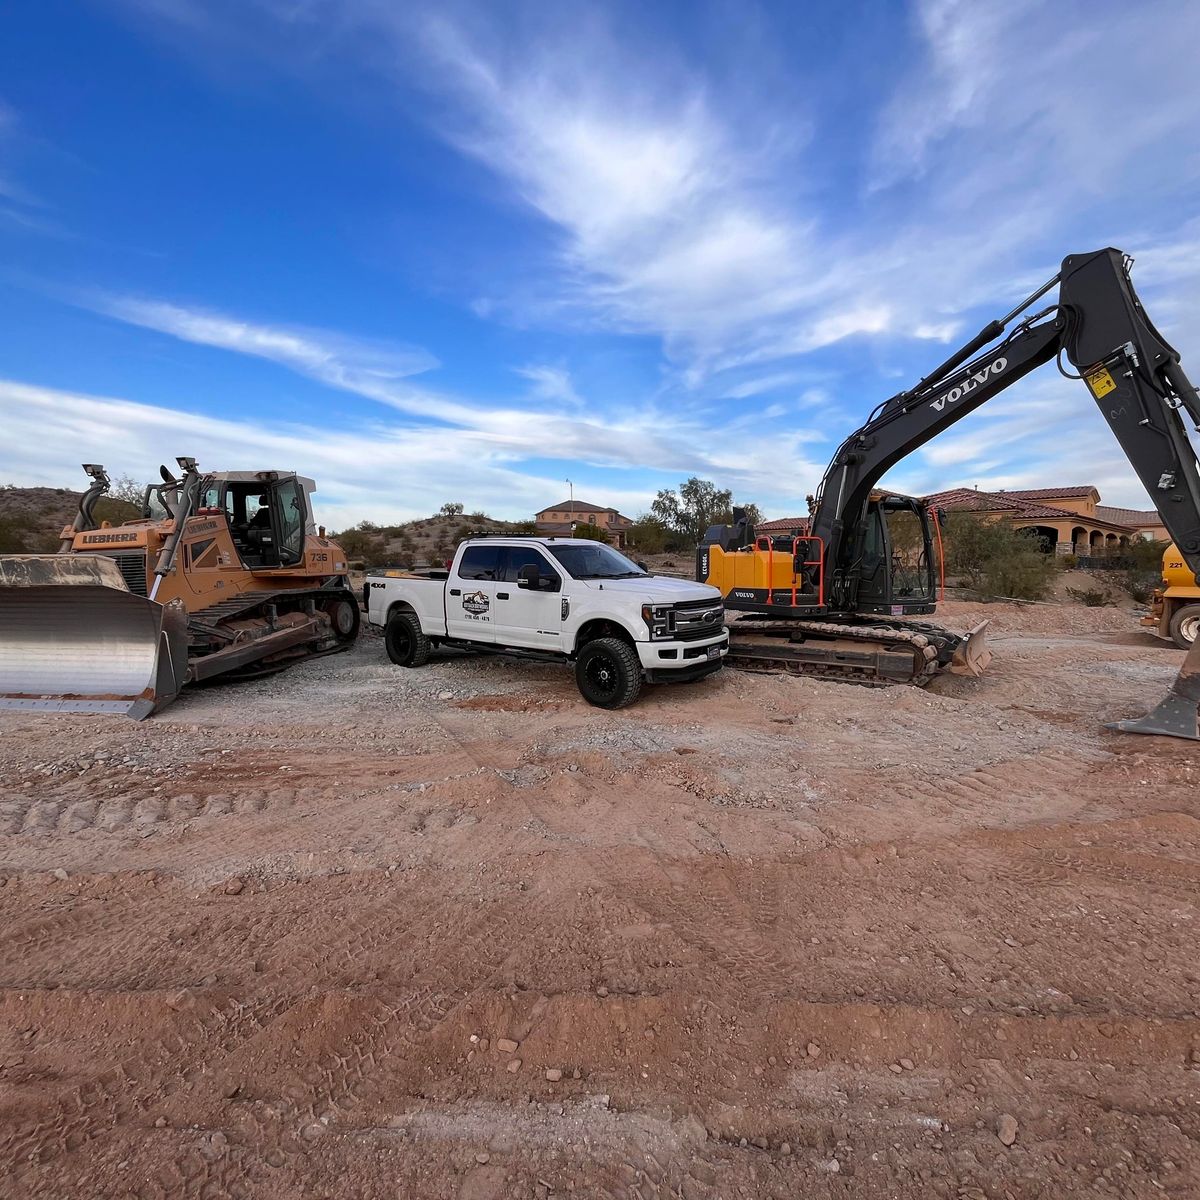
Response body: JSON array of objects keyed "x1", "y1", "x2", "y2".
[{"x1": 546, "y1": 543, "x2": 647, "y2": 579}]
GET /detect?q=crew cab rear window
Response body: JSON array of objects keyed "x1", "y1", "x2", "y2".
[
  {"x1": 503, "y1": 546, "x2": 557, "y2": 582},
  {"x1": 458, "y1": 545, "x2": 503, "y2": 580}
]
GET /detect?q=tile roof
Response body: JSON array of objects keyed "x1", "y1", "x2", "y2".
[
  {"x1": 1002, "y1": 486, "x2": 1098, "y2": 500},
  {"x1": 754, "y1": 516, "x2": 810, "y2": 534},
  {"x1": 922, "y1": 487, "x2": 1072, "y2": 518},
  {"x1": 1095, "y1": 505, "x2": 1164, "y2": 527},
  {"x1": 539, "y1": 500, "x2": 621, "y2": 515},
  {"x1": 925, "y1": 487, "x2": 1142, "y2": 531}
]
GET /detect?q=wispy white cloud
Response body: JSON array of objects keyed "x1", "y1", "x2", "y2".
[
  {"x1": 60, "y1": 291, "x2": 836, "y2": 512},
  {"x1": 513, "y1": 363, "x2": 582, "y2": 408},
  {"x1": 0, "y1": 375, "x2": 830, "y2": 526},
  {"x1": 92, "y1": 293, "x2": 458, "y2": 414}
]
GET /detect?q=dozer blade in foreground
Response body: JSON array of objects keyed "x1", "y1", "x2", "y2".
[
  {"x1": 947, "y1": 620, "x2": 992, "y2": 677},
  {"x1": 0, "y1": 555, "x2": 189, "y2": 720}
]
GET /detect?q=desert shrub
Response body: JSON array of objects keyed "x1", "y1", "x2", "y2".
[
  {"x1": 332, "y1": 526, "x2": 389, "y2": 568},
  {"x1": 627, "y1": 515, "x2": 669, "y2": 555},
  {"x1": 1060, "y1": 553, "x2": 1078, "y2": 569},
  {"x1": 944, "y1": 513, "x2": 1060, "y2": 600},
  {"x1": 1065, "y1": 586, "x2": 1111, "y2": 607},
  {"x1": 1122, "y1": 539, "x2": 1171, "y2": 603},
  {"x1": 573, "y1": 522, "x2": 610, "y2": 543}
]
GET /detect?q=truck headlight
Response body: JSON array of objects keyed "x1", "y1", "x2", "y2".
[{"x1": 641, "y1": 603, "x2": 674, "y2": 640}]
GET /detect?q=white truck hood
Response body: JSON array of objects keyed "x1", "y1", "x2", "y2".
[{"x1": 577, "y1": 575, "x2": 721, "y2": 602}]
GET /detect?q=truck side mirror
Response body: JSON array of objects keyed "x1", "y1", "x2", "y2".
[{"x1": 636, "y1": 560, "x2": 649, "y2": 572}]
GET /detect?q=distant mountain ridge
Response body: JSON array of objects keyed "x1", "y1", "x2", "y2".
[{"x1": 0, "y1": 484, "x2": 139, "y2": 552}]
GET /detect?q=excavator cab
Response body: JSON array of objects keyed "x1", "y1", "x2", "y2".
[{"x1": 853, "y1": 495, "x2": 938, "y2": 615}]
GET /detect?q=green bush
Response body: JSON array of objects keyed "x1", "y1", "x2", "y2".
[
  {"x1": 944, "y1": 513, "x2": 1060, "y2": 600},
  {"x1": 627, "y1": 515, "x2": 669, "y2": 554},
  {"x1": 572, "y1": 522, "x2": 610, "y2": 543}
]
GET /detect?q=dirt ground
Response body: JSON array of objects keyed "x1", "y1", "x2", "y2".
[{"x1": 1, "y1": 600, "x2": 1198, "y2": 1199}]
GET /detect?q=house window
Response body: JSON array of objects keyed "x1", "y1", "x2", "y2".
[{"x1": 588, "y1": 514, "x2": 595, "y2": 524}]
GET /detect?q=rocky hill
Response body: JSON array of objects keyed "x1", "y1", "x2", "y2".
[
  {"x1": 0, "y1": 484, "x2": 140, "y2": 553},
  {"x1": 332, "y1": 510, "x2": 532, "y2": 569}
]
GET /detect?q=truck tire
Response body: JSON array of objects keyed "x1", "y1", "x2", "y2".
[
  {"x1": 575, "y1": 637, "x2": 642, "y2": 709},
  {"x1": 1169, "y1": 603, "x2": 1200, "y2": 649},
  {"x1": 385, "y1": 610, "x2": 432, "y2": 667}
]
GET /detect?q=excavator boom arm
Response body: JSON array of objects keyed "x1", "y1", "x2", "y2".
[{"x1": 813, "y1": 249, "x2": 1200, "y2": 589}]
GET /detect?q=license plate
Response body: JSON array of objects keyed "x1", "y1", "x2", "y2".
[{"x1": 706, "y1": 645, "x2": 721, "y2": 660}]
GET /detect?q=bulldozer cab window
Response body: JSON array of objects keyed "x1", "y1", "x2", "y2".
[
  {"x1": 217, "y1": 480, "x2": 303, "y2": 568},
  {"x1": 272, "y1": 478, "x2": 305, "y2": 565}
]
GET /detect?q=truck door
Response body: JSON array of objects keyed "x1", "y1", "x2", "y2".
[
  {"x1": 494, "y1": 545, "x2": 564, "y2": 650},
  {"x1": 446, "y1": 544, "x2": 501, "y2": 642}
]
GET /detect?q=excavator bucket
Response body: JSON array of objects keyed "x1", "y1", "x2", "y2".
[
  {"x1": 0, "y1": 555, "x2": 189, "y2": 719},
  {"x1": 1108, "y1": 637, "x2": 1200, "y2": 740},
  {"x1": 947, "y1": 619, "x2": 992, "y2": 677}
]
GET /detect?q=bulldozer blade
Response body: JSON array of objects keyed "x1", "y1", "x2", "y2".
[
  {"x1": 1108, "y1": 636, "x2": 1200, "y2": 741},
  {"x1": 0, "y1": 555, "x2": 189, "y2": 719},
  {"x1": 947, "y1": 620, "x2": 992, "y2": 677}
]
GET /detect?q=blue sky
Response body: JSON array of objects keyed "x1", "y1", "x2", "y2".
[{"x1": 2, "y1": 0, "x2": 1199, "y2": 528}]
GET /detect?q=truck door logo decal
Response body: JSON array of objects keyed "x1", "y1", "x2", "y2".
[{"x1": 462, "y1": 590, "x2": 490, "y2": 616}]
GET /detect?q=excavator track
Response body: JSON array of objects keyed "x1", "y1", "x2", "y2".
[{"x1": 725, "y1": 616, "x2": 985, "y2": 687}]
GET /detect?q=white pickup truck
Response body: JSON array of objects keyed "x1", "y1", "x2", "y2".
[{"x1": 365, "y1": 536, "x2": 728, "y2": 708}]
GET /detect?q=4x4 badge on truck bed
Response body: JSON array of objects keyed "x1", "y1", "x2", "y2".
[{"x1": 463, "y1": 590, "x2": 490, "y2": 615}]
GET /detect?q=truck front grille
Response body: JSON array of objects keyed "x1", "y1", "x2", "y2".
[{"x1": 673, "y1": 598, "x2": 725, "y2": 641}]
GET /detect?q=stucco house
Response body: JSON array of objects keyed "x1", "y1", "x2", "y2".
[
  {"x1": 923, "y1": 485, "x2": 1168, "y2": 554},
  {"x1": 535, "y1": 500, "x2": 634, "y2": 547},
  {"x1": 753, "y1": 485, "x2": 1167, "y2": 555}
]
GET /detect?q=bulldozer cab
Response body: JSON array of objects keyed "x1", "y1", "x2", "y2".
[
  {"x1": 852, "y1": 495, "x2": 938, "y2": 614},
  {"x1": 197, "y1": 474, "x2": 309, "y2": 569}
]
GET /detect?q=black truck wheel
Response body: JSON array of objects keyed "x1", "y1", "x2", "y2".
[
  {"x1": 1169, "y1": 603, "x2": 1200, "y2": 649},
  {"x1": 385, "y1": 610, "x2": 432, "y2": 667},
  {"x1": 575, "y1": 637, "x2": 642, "y2": 709}
]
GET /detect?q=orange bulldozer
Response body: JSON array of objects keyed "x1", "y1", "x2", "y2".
[{"x1": 0, "y1": 458, "x2": 359, "y2": 718}]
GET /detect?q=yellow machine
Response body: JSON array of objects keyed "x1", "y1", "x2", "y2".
[
  {"x1": 699, "y1": 493, "x2": 988, "y2": 685},
  {"x1": 1143, "y1": 543, "x2": 1200, "y2": 648},
  {"x1": 0, "y1": 458, "x2": 359, "y2": 718}
]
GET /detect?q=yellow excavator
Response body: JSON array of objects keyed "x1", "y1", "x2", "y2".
[
  {"x1": 0, "y1": 458, "x2": 359, "y2": 718},
  {"x1": 700, "y1": 248, "x2": 1200, "y2": 740}
]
